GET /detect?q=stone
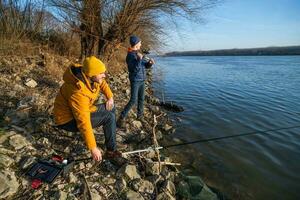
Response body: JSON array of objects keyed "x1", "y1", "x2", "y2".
[
  {"x1": 68, "y1": 172, "x2": 77, "y2": 183},
  {"x1": 146, "y1": 175, "x2": 161, "y2": 184},
  {"x1": 19, "y1": 156, "x2": 36, "y2": 169},
  {"x1": 91, "y1": 191, "x2": 102, "y2": 200},
  {"x1": 178, "y1": 181, "x2": 197, "y2": 199},
  {"x1": 55, "y1": 190, "x2": 68, "y2": 200},
  {"x1": 0, "y1": 130, "x2": 16, "y2": 143},
  {"x1": 132, "y1": 179, "x2": 154, "y2": 193},
  {"x1": 102, "y1": 176, "x2": 116, "y2": 185},
  {"x1": 11, "y1": 125, "x2": 26, "y2": 132},
  {"x1": 163, "y1": 124, "x2": 172, "y2": 131},
  {"x1": 145, "y1": 159, "x2": 160, "y2": 175},
  {"x1": 0, "y1": 154, "x2": 14, "y2": 167},
  {"x1": 132, "y1": 121, "x2": 142, "y2": 129},
  {"x1": 24, "y1": 78, "x2": 38, "y2": 88},
  {"x1": 38, "y1": 137, "x2": 49, "y2": 145},
  {"x1": 197, "y1": 184, "x2": 218, "y2": 200},
  {"x1": 20, "y1": 178, "x2": 30, "y2": 188},
  {"x1": 120, "y1": 74, "x2": 127, "y2": 80},
  {"x1": 144, "y1": 150, "x2": 156, "y2": 159},
  {"x1": 161, "y1": 180, "x2": 176, "y2": 196},
  {"x1": 13, "y1": 84, "x2": 25, "y2": 92},
  {"x1": 86, "y1": 162, "x2": 93, "y2": 169},
  {"x1": 125, "y1": 190, "x2": 144, "y2": 200},
  {"x1": 117, "y1": 164, "x2": 141, "y2": 181},
  {"x1": 97, "y1": 186, "x2": 108, "y2": 197},
  {"x1": 156, "y1": 192, "x2": 176, "y2": 200},
  {"x1": 0, "y1": 171, "x2": 19, "y2": 199},
  {"x1": 79, "y1": 162, "x2": 85, "y2": 170},
  {"x1": 57, "y1": 184, "x2": 65, "y2": 190},
  {"x1": 9, "y1": 134, "x2": 30, "y2": 150},
  {"x1": 0, "y1": 133, "x2": 10, "y2": 144},
  {"x1": 115, "y1": 178, "x2": 127, "y2": 192},
  {"x1": 0, "y1": 147, "x2": 14, "y2": 155}
]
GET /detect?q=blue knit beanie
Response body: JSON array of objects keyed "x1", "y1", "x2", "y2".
[{"x1": 129, "y1": 35, "x2": 141, "y2": 47}]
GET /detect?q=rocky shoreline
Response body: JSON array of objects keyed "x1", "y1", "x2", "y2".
[{"x1": 0, "y1": 53, "x2": 220, "y2": 200}]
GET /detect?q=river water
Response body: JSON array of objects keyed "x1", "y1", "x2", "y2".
[{"x1": 152, "y1": 56, "x2": 300, "y2": 200}]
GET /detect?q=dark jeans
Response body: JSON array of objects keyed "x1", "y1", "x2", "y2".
[
  {"x1": 57, "y1": 103, "x2": 116, "y2": 151},
  {"x1": 121, "y1": 80, "x2": 145, "y2": 118}
]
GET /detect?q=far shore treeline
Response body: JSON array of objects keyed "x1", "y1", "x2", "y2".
[{"x1": 164, "y1": 45, "x2": 300, "y2": 56}]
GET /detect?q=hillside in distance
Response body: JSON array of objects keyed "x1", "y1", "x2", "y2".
[{"x1": 164, "y1": 46, "x2": 300, "y2": 56}]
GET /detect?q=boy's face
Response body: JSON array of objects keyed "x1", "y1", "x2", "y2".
[{"x1": 134, "y1": 41, "x2": 142, "y2": 50}]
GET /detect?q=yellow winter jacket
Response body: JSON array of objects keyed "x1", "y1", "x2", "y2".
[{"x1": 53, "y1": 64, "x2": 113, "y2": 150}]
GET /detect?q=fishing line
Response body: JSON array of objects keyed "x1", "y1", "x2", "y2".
[
  {"x1": 120, "y1": 125, "x2": 300, "y2": 156},
  {"x1": 163, "y1": 125, "x2": 300, "y2": 149}
]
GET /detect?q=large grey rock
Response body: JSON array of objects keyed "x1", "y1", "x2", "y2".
[
  {"x1": 0, "y1": 171, "x2": 19, "y2": 199},
  {"x1": 117, "y1": 164, "x2": 141, "y2": 180},
  {"x1": 9, "y1": 134, "x2": 30, "y2": 150},
  {"x1": 125, "y1": 190, "x2": 144, "y2": 200},
  {"x1": 132, "y1": 179, "x2": 154, "y2": 193},
  {"x1": 0, "y1": 154, "x2": 14, "y2": 167},
  {"x1": 196, "y1": 184, "x2": 218, "y2": 200},
  {"x1": 177, "y1": 175, "x2": 218, "y2": 200}
]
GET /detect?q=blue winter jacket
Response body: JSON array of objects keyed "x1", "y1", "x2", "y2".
[{"x1": 126, "y1": 49, "x2": 148, "y2": 82}]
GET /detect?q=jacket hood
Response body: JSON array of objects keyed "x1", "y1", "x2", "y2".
[{"x1": 63, "y1": 64, "x2": 94, "y2": 91}]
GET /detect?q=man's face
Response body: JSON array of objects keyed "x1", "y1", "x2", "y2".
[
  {"x1": 91, "y1": 73, "x2": 106, "y2": 83},
  {"x1": 135, "y1": 41, "x2": 142, "y2": 50}
]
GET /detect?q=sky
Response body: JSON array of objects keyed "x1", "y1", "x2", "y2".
[{"x1": 162, "y1": 0, "x2": 300, "y2": 52}]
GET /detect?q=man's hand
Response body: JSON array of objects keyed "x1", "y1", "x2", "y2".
[
  {"x1": 137, "y1": 52, "x2": 143, "y2": 60},
  {"x1": 91, "y1": 147, "x2": 102, "y2": 161},
  {"x1": 106, "y1": 98, "x2": 114, "y2": 111}
]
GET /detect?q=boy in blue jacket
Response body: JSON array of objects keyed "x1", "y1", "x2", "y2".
[{"x1": 117, "y1": 35, "x2": 154, "y2": 128}]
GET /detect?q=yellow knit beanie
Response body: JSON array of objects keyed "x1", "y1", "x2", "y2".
[{"x1": 83, "y1": 56, "x2": 106, "y2": 77}]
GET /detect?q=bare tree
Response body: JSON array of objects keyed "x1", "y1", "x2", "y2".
[
  {"x1": 0, "y1": 0, "x2": 46, "y2": 40},
  {"x1": 49, "y1": 0, "x2": 220, "y2": 60}
]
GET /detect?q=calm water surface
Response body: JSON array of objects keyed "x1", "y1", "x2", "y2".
[{"x1": 152, "y1": 56, "x2": 300, "y2": 200}]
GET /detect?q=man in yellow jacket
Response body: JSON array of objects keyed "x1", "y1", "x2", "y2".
[{"x1": 54, "y1": 56, "x2": 119, "y2": 161}]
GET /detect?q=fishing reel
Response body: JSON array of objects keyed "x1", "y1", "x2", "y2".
[{"x1": 141, "y1": 48, "x2": 153, "y2": 69}]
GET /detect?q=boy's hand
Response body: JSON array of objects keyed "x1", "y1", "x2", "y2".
[
  {"x1": 106, "y1": 98, "x2": 114, "y2": 111},
  {"x1": 91, "y1": 147, "x2": 102, "y2": 161},
  {"x1": 149, "y1": 58, "x2": 155, "y2": 65},
  {"x1": 137, "y1": 52, "x2": 143, "y2": 60}
]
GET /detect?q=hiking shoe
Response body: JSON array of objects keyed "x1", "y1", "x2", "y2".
[
  {"x1": 104, "y1": 150, "x2": 127, "y2": 166},
  {"x1": 117, "y1": 116, "x2": 126, "y2": 128},
  {"x1": 104, "y1": 150, "x2": 122, "y2": 159}
]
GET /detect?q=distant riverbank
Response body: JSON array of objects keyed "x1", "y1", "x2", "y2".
[{"x1": 164, "y1": 45, "x2": 300, "y2": 57}]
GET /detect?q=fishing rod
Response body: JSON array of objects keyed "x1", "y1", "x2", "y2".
[
  {"x1": 62, "y1": 125, "x2": 300, "y2": 159},
  {"x1": 122, "y1": 125, "x2": 300, "y2": 155}
]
